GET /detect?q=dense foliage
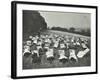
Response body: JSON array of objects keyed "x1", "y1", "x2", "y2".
[{"x1": 23, "y1": 10, "x2": 47, "y2": 40}]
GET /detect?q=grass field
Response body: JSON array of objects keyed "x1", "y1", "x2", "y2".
[{"x1": 23, "y1": 30, "x2": 91, "y2": 69}]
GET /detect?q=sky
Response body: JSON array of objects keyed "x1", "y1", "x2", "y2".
[{"x1": 39, "y1": 11, "x2": 91, "y2": 30}]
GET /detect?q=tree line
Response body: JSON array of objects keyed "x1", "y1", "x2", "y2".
[{"x1": 50, "y1": 27, "x2": 90, "y2": 36}]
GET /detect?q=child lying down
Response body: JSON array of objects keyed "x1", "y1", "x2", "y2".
[
  {"x1": 23, "y1": 45, "x2": 31, "y2": 57},
  {"x1": 77, "y1": 42, "x2": 90, "y2": 58},
  {"x1": 46, "y1": 48, "x2": 54, "y2": 64},
  {"x1": 77, "y1": 48, "x2": 90, "y2": 58},
  {"x1": 58, "y1": 49, "x2": 68, "y2": 64},
  {"x1": 69, "y1": 49, "x2": 78, "y2": 62},
  {"x1": 31, "y1": 49, "x2": 41, "y2": 64}
]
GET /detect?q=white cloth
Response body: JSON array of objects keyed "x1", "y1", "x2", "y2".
[
  {"x1": 66, "y1": 43, "x2": 69, "y2": 48},
  {"x1": 32, "y1": 37, "x2": 35, "y2": 41},
  {"x1": 77, "y1": 48, "x2": 90, "y2": 58},
  {"x1": 29, "y1": 36, "x2": 33, "y2": 39},
  {"x1": 24, "y1": 45, "x2": 30, "y2": 49},
  {"x1": 69, "y1": 49, "x2": 78, "y2": 61},
  {"x1": 58, "y1": 50, "x2": 67, "y2": 59},
  {"x1": 37, "y1": 46, "x2": 42, "y2": 50},
  {"x1": 47, "y1": 39, "x2": 51, "y2": 43},
  {"x1": 26, "y1": 40, "x2": 31, "y2": 46},
  {"x1": 33, "y1": 39, "x2": 37, "y2": 44},
  {"x1": 58, "y1": 50, "x2": 65, "y2": 56},
  {"x1": 23, "y1": 45, "x2": 31, "y2": 55},
  {"x1": 46, "y1": 49, "x2": 54, "y2": 58},
  {"x1": 44, "y1": 39, "x2": 48, "y2": 43},
  {"x1": 59, "y1": 55, "x2": 67, "y2": 60},
  {"x1": 44, "y1": 46, "x2": 49, "y2": 50},
  {"x1": 81, "y1": 43, "x2": 87, "y2": 48},
  {"x1": 37, "y1": 41, "x2": 42, "y2": 46},
  {"x1": 60, "y1": 43, "x2": 65, "y2": 49},
  {"x1": 54, "y1": 42, "x2": 59, "y2": 48},
  {"x1": 45, "y1": 43, "x2": 50, "y2": 47},
  {"x1": 32, "y1": 50, "x2": 39, "y2": 57},
  {"x1": 23, "y1": 49, "x2": 31, "y2": 55},
  {"x1": 76, "y1": 42, "x2": 80, "y2": 45}
]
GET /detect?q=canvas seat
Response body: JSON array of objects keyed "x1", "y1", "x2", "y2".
[
  {"x1": 33, "y1": 39, "x2": 37, "y2": 44},
  {"x1": 46, "y1": 48, "x2": 54, "y2": 58},
  {"x1": 58, "y1": 49, "x2": 68, "y2": 63},
  {"x1": 31, "y1": 50, "x2": 41, "y2": 63},
  {"x1": 26, "y1": 40, "x2": 32, "y2": 46},
  {"x1": 60, "y1": 43, "x2": 66, "y2": 49},
  {"x1": 69, "y1": 49, "x2": 78, "y2": 62},
  {"x1": 29, "y1": 35, "x2": 33, "y2": 39},
  {"x1": 53, "y1": 41, "x2": 59, "y2": 48},
  {"x1": 23, "y1": 45, "x2": 31, "y2": 57},
  {"x1": 46, "y1": 48, "x2": 54, "y2": 63},
  {"x1": 77, "y1": 48, "x2": 90, "y2": 58}
]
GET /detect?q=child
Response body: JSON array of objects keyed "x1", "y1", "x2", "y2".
[
  {"x1": 77, "y1": 42, "x2": 90, "y2": 58},
  {"x1": 59, "y1": 42, "x2": 66, "y2": 49},
  {"x1": 23, "y1": 45, "x2": 31, "y2": 57},
  {"x1": 46, "y1": 47, "x2": 54, "y2": 64},
  {"x1": 37, "y1": 41, "x2": 44, "y2": 58},
  {"x1": 53, "y1": 41, "x2": 59, "y2": 48},
  {"x1": 69, "y1": 49, "x2": 78, "y2": 62},
  {"x1": 23, "y1": 40, "x2": 32, "y2": 57},
  {"x1": 69, "y1": 43, "x2": 78, "y2": 62},
  {"x1": 29, "y1": 35, "x2": 33, "y2": 40},
  {"x1": 58, "y1": 49, "x2": 68, "y2": 64},
  {"x1": 43, "y1": 41, "x2": 50, "y2": 53},
  {"x1": 31, "y1": 49, "x2": 41, "y2": 64},
  {"x1": 26, "y1": 40, "x2": 32, "y2": 46}
]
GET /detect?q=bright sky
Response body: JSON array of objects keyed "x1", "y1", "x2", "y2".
[{"x1": 39, "y1": 11, "x2": 91, "y2": 29}]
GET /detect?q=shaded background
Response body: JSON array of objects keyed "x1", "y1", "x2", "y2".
[
  {"x1": 23, "y1": 10, "x2": 47, "y2": 40},
  {"x1": 23, "y1": 10, "x2": 91, "y2": 40}
]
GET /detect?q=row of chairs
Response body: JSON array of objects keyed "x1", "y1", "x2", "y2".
[{"x1": 23, "y1": 34, "x2": 90, "y2": 64}]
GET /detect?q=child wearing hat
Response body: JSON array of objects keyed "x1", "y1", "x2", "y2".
[
  {"x1": 23, "y1": 40, "x2": 32, "y2": 57},
  {"x1": 77, "y1": 41, "x2": 90, "y2": 58},
  {"x1": 46, "y1": 47, "x2": 54, "y2": 64},
  {"x1": 69, "y1": 42, "x2": 78, "y2": 62},
  {"x1": 23, "y1": 45, "x2": 31, "y2": 57},
  {"x1": 58, "y1": 49, "x2": 68, "y2": 64},
  {"x1": 31, "y1": 47, "x2": 41, "y2": 64},
  {"x1": 58, "y1": 41, "x2": 68, "y2": 64}
]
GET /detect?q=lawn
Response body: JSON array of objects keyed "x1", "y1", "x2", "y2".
[{"x1": 23, "y1": 30, "x2": 91, "y2": 69}]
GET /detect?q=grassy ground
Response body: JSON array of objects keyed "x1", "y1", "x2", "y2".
[{"x1": 23, "y1": 30, "x2": 91, "y2": 69}]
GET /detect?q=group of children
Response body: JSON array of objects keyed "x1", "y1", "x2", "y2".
[{"x1": 23, "y1": 33, "x2": 90, "y2": 64}]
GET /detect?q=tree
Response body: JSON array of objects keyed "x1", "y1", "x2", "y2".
[
  {"x1": 69, "y1": 27, "x2": 75, "y2": 32},
  {"x1": 23, "y1": 10, "x2": 47, "y2": 40}
]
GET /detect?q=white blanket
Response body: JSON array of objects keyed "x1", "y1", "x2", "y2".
[
  {"x1": 77, "y1": 48, "x2": 90, "y2": 58},
  {"x1": 69, "y1": 49, "x2": 78, "y2": 61},
  {"x1": 46, "y1": 49, "x2": 54, "y2": 58}
]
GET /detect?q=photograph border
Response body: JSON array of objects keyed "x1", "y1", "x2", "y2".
[{"x1": 11, "y1": 1, "x2": 98, "y2": 79}]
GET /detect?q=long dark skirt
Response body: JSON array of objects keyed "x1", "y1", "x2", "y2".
[
  {"x1": 47, "y1": 57, "x2": 54, "y2": 64},
  {"x1": 32, "y1": 53, "x2": 41, "y2": 64},
  {"x1": 24, "y1": 52, "x2": 31, "y2": 57},
  {"x1": 70, "y1": 57, "x2": 77, "y2": 62},
  {"x1": 59, "y1": 58, "x2": 68, "y2": 64}
]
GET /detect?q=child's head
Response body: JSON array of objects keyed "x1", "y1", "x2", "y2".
[
  {"x1": 29, "y1": 35, "x2": 33, "y2": 39},
  {"x1": 81, "y1": 42, "x2": 87, "y2": 48},
  {"x1": 26, "y1": 40, "x2": 32, "y2": 46}
]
